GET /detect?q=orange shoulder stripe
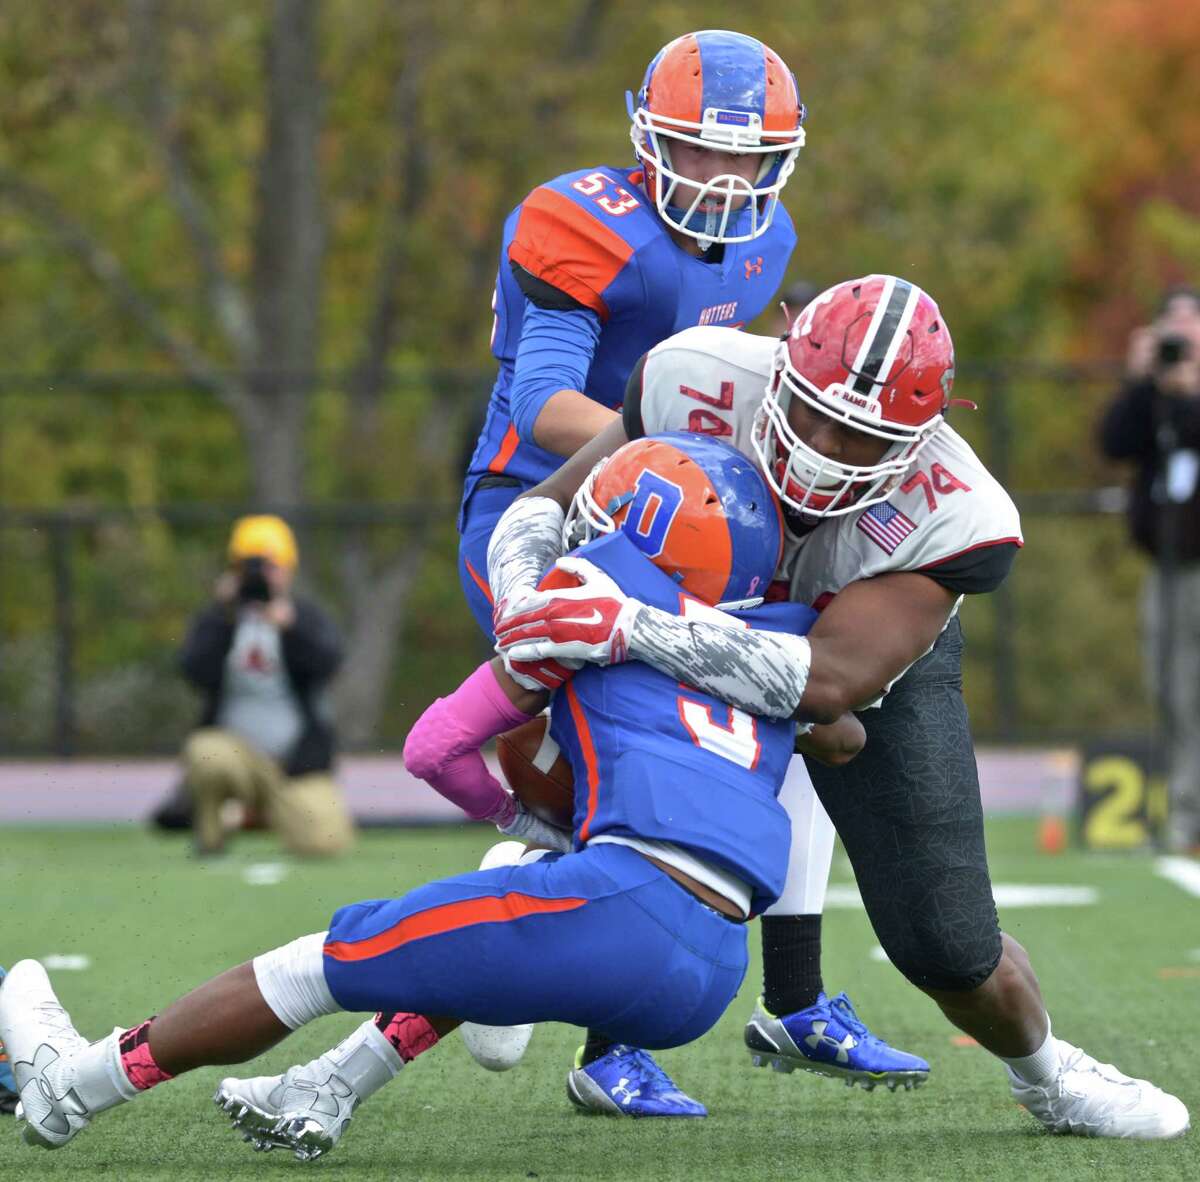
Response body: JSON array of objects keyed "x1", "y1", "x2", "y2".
[{"x1": 509, "y1": 187, "x2": 634, "y2": 322}]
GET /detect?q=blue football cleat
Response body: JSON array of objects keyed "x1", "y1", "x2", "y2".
[
  {"x1": 566, "y1": 1045, "x2": 707, "y2": 1117},
  {"x1": 745, "y1": 992, "x2": 929, "y2": 1091}
]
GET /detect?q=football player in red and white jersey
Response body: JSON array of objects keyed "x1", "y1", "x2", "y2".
[{"x1": 490, "y1": 275, "x2": 1189, "y2": 1139}]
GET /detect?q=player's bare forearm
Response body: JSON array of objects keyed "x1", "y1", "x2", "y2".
[
  {"x1": 488, "y1": 656, "x2": 549, "y2": 716},
  {"x1": 799, "y1": 573, "x2": 958, "y2": 722},
  {"x1": 520, "y1": 417, "x2": 631, "y2": 509},
  {"x1": 795, "y1": 712, "x2": 866, "y2": 767},
  {"x1": 530, "y1": 389, "x2": 620, "y2": 457}
]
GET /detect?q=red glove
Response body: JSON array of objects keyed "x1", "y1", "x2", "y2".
[{"x1": 494, "y1": 556, "x2": 643, "y2": 668}]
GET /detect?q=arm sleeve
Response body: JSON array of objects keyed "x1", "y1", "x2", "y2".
[
  {"x1": 508, "y1": 300, "x2": 602, "y2": 444},
  {"x1": 281, "y1": 600, "x2": 343, "y2": 685},
  {"x1": 622, "y1": 352, "x2": 650, "y2": 440},
  {"x1": 919, "y1": 540, "x2": 1020, "y2": 595},
  {"x1": 628, "y1": 606, "x2": 812, "y2": 720}
]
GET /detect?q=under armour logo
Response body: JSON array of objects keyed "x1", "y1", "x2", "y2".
[
  {"x1": 22, "y1": 1042, "x2": 87, "y2": 1135},
  {"x1": 744, "y1": 256, "x2": 764, "y2": 278},
  {"x1": 286, "y1": 1071, "x2": 354, "y2": 1118},
  {"x1": 804, "y1": 1020, "x2": 857, "y2": 1064},
  {"x1": 610, "y1": 1077, "x2": 642, "y2": 1106}
]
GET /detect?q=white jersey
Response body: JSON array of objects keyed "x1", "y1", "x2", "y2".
[{"x1": 632, "y1": 325, "x2": 1023, "y2": 695}]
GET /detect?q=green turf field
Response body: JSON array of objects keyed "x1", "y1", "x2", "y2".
[{"x1": 1, "y1": 819, "x2": 1195, "y2": 1179}]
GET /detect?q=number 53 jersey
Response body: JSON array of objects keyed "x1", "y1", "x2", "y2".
[
  {"x1": 466, "y1": 167, "x2": 794, "y2": 499},
  {"x1": 548, "y1": 531, "x2": 817, "y2": 917},
  {"x1": 625, "y1": 325, "x2": 1024, "y2": 656}
]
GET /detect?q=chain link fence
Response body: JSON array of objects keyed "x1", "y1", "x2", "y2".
[{"x1": 0, "y1": 363, "x2": 1149, "y2": 756}]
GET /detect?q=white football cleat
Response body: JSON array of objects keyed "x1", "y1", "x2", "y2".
[
  {"x1": 216, "y1": 1063, "x2": 358, "y2": 1162},
  {"x1": 1008, "y1": 1038, "x2": 1190, "y2": 1139},
  {"x1": 216, "y1": 1022, "x2": 400, "y2": 1162},
  {"x1": 0, "y1": 960, "x2": 92, "y2": 1148}
]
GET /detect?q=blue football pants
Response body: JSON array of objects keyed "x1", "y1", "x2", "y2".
[{"x1": 322, "y1": 843, "x2": 747, "y2": 1050}]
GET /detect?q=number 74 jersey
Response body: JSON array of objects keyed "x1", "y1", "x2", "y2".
[{"x1": 629, "y1": 324, "x2": 1024, "y2": 614}]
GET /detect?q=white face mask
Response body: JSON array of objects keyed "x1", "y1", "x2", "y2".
[
  {"x1": 750, "y1": 343, "x2": 943, "y2": 521},
  {"x1": 628, "y1": 96, "x2": 804, "y2": 247}
]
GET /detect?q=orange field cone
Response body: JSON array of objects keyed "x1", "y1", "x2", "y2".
[{"x1": 1038, "y1": 814, "x2": 1068, "y2": 854}]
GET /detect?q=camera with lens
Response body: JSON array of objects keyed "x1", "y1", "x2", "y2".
[
  {"x1": 236, "y1": 556, "x2": 273, "y2": 604},
  {"x1": 1156, "y1": 334, "x2": 1191, "y2": 368}
]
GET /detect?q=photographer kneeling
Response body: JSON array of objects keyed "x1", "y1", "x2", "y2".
[
  {"x1": 179, "y1": 515, "x2": 354, "y2": 858},
  {"x1": 1100, "y1": 287, "x2": 1200, "y2": 854}
]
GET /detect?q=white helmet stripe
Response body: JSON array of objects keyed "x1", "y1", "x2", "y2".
[{"x1": 850, "y1": 278, "x2": 918, "y2": 396}]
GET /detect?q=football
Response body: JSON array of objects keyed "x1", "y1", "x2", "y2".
[{"x1": 496, "y1": 714, "x2": 575, "y2": 829}]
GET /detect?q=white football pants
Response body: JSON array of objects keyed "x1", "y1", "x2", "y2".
[{"x1": 762, "y1": 754, "x2": 836, "y2": 917}]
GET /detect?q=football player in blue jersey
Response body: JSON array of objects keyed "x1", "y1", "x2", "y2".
[
  {"x1": 458, "y1": 28, "x2": 805, "y2": 634},
  {"x1": 453, "y1": 27, "x2": 917, "y2": 1113},
  {"x1": 0, "y1": 436, "x2": 868, "y2": 1161}
]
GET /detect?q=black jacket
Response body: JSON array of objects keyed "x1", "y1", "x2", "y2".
[
  {"x1": 1099, "y1": 377, "x2": 1200, "y2": 564},
  {"x1": 179, "y1": 596, "x2": 343, "y2": 776}
]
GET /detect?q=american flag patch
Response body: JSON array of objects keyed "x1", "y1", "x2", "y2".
[{"x1": 856, "y1": 502, "x2": 917, "y2": 554}]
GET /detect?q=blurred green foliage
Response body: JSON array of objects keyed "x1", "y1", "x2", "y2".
[{"x1": 1, "y1": 1, "x2": 1196, "y2": 752}]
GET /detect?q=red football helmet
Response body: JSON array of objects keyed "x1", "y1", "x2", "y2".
[{"x1": 751, "y1": 275, "x2": 955, "y2": 519}]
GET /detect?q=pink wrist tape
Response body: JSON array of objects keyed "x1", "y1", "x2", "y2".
[{"x1": 402, "y1": 661, "x2": 535, "y2": 824}]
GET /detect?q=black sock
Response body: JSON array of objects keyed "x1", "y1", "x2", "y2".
[
  {"x1": 581, "y1": 1030, "x2": 614, "y2": 1065},
  {"x1": 761, "y1": 914, "x2": 823, "y2": 1015}
]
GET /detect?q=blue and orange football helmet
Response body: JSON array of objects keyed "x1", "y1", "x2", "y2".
[
  {"x1": 563, "y1": 432, "x2": 783, "y2": 609},
  {"x1": 628, "y1": 30, "x2": 806, "y2": 246}
]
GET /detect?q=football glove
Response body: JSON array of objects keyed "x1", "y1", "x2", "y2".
[{"x1": 494, "y1": 556, "x2": 644, "y2": 668}]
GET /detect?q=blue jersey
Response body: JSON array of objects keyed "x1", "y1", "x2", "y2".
[
  {"x1": 547, "y1": 532, "x2": 815, "y2": 915},
  {"x1": 462, "y1": 165, "x2": 795, "y2": 515}
]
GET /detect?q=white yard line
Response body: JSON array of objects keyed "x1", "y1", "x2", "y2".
[
  {"x1": 242, "y1": 863, "x2": 288, "y2": 886},
  {"x1": 1155, "y1": 857, "x2": 1200, "y2": 899},
  {"x1": 827, "y1": 883, "x2": 1097, "y2": 910},
  {"x1": 41, "y1": 954, "x2": 91, "y2": 971}
]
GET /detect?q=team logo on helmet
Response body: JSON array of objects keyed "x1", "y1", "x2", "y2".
[
  {"x1": 628, "y1": 30, "x2": 806, "y2": 247},
  {"x1": 564, "y1": 432, "x2": 782, "y2": 608}
]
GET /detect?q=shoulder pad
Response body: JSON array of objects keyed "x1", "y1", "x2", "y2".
[{"x1": 508, "y1": 174, "x2": 641, "y2": 321}]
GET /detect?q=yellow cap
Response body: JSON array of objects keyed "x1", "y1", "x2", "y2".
[{"x1": 228, "y1": 515, "x2": 298, "y2": 570}]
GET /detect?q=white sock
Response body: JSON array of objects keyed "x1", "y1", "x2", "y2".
[
  {"x1": 65, "y1": 1029, "x2": 141, "y2": 1113},
  {"x1": 1001, "y1": 1025, "x2": 1059, "y2": 1086},
  {"x1": 319, "y1": 1021, "x2": 403, "y2": 1101},
  {"x1": 253, "y1": 932, "x2": 340, "y2": 1029}
]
